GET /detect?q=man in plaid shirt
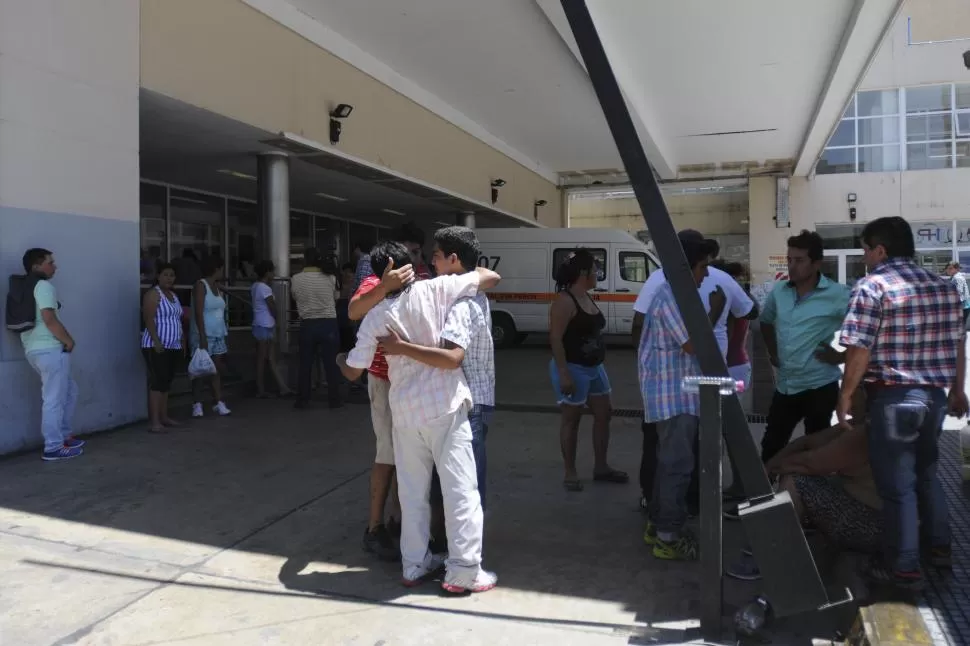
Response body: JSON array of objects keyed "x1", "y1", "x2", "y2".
[
  {"x1": 380, "y1": 227, "x2": 495, "y2": 511},
  {"x1": 839, "y1": 216, "x2": 969, "y2": 591},
  {"x1": 639, "y1": 235, "x2": 725, "y2": 561}
]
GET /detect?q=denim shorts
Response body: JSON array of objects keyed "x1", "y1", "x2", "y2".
[
  {"x1": 549, "y1": 359, "x2": 611, "y2": 406},
  {"x1": 191, "y1": 335, "x2": 227, "y2": 357},
  {"x1": 252, "y1": 325, "x2": 274, "y2": 342}
]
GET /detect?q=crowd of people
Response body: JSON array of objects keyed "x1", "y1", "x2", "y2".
[{"x1": 13, "y1": 213, "x2": 968, "y2": 594}]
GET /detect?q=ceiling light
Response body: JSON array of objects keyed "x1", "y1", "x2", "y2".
[
  {"x1": 315, "y1": 192, "x2": 348, "y2": 202},
  {"x1": 172, "y1": 195, "x2": 210, "y2": 206},
  {"x1": 217, "y1": 169, "x2": 257, "y2": 181},
  {"x1": 382, "y1": 208, "x2": 406, "y2": 216}
]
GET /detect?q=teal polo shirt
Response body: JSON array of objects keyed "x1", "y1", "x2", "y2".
[{"x1": 761, "y1": 275, "x2": 850, "y2": 395}]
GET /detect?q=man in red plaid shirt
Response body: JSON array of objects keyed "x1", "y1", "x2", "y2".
[{"x1": 838, "y1": 216, "x2": 969, "y2": 591}]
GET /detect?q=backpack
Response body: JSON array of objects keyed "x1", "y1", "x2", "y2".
[{"x1": 5, "y1": 273, "x2": 43, "y2": 333}]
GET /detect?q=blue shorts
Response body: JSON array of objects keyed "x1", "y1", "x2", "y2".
[
  {"x1": 252, "y1": 325, "x2": 275, "y2": 341},
  {"x1": 549, "y1": 359, "x2": 611, "y2": 406},
  {"x1": 191, "y1": 335, "x2": 228, "y2": 357}
]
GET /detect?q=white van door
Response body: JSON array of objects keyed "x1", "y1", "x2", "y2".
[{"x1": 610, "y1": 245, "x2": 656, "y2": 335}]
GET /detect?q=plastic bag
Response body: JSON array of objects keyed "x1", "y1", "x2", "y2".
[{"x1": 188, "y1": 348, "x2": 217, "y2": 379}]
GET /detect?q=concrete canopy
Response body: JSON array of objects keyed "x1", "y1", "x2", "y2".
[{"x1": 262, "y1": 0, "x2": 904, "y2": 181}]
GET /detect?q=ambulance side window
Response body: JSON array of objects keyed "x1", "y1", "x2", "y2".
[{"x1": 552, "y1": 248, "x2": 607, "y2": 282}]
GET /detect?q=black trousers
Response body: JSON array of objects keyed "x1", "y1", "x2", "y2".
[
  {"x1": 640, "y1": 421, "x2": 699, "y2": 512},
  {"x1": 761, "y1": 381, "x2": 840, "y2": 463},
  {"x1": 297, "y1": 318, "x2": 342, "y2": 406}
]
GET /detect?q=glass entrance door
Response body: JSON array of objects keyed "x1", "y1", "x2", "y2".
[{"x1": 822, "y1": 250, "x2": 867, "y2": 286}]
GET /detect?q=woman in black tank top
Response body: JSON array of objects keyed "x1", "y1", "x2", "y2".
[{"x1": 549, "y1": 250, "x2": 628, "y2": 492}]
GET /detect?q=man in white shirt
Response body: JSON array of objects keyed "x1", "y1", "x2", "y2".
[
  {"x1": 337, "y1": 240, "x2": 501, "y2": 593},
  {"x1": 632, "y1": 230, "x2": 758, "y2": 512}
]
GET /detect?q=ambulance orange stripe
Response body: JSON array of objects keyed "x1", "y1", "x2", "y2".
[{"x1": 486, "y1": 292, "x2": 638, "y2": 303}]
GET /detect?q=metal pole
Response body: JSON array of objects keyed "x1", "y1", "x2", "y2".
[
  {"x1": 462, "y1": 211, "x2": 476, "y2": 229},
  {"x1": 258, "y1": 152, "x2": 291, "y2": 355}
]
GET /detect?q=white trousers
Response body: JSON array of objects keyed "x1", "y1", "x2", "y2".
[{"x1": 393, "y1": 404, "x2": 484, "y2": 579}]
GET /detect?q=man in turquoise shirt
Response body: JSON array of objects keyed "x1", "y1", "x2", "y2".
[
  {"x1": 20, "y1": 248, "x2": 84, "y2": 461},
  {"x1": 759, "y1": 231, "x2": 850, "y2": 462}
]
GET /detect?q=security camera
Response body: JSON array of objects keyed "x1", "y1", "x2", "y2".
[{"x1": 964, "y1": 50, "x2": 970, "y2": 69}]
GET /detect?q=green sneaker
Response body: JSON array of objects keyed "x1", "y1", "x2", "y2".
[
  {"x1": 652, "y1": 532, "x2": 699, "y2": 561},
  {"x1": 643, "y1": 521, "x2": 657, "y2": 546}
]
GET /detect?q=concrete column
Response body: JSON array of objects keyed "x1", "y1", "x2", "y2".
[
  {"x1": 258, "y1": 152, "x2": 290, "y2": 277},
  {"x1": 461, "y1": 211, "x2": 476, "y2": 229},
  {"x1": 258, "y1": 152, "x2": 291, "y2": 355}
]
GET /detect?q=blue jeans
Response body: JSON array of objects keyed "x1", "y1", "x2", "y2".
[
  {"x1": 469, "y1": 405, "x2": 492, "y2": 511},
  {"x1": 650, "y1": 413, "x2": 698, "y2": 534},
  {"x1": 867, "y1": 385, "x2": 950, "y2": 572},
  {"x1": 26, "y1": 348, "x2": 78, "y2": 452},
  {"x1": 297, "y1": 318, "x2": 341, "y2": 406}
]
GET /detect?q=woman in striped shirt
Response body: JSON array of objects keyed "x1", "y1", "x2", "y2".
[{"x1": 141, "y1": 262, "x2": 183, "y2": 433}]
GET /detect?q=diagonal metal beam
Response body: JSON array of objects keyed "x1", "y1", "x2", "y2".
[{"x1": 560, "y1": 0, "x2": 834, "y2": 620}]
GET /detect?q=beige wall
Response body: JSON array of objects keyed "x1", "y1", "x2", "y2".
[
  {"x1": 139, "y1": 0, "x2": 560, "y2": 225},
  {"x1": 863, "y1": 0, "x2": 970, "y2": 90},
  {"x1": 569, "y1": 193, "x2": 748, "y2": 236}
]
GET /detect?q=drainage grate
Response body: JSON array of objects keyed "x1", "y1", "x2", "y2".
[
  {"x1": 918, "y1": 429, "x2": 970, "y2": 646},
  {"x1": 495, "y1": 402, "x2": 767, "y2": 424}
]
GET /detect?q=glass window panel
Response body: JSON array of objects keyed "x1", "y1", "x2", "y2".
[
  {"x1": 816, "y1": 147, "x2": 855, "y2": 174},
  {"x1": 827, "y1": 119, "x2": 856, "y2": 147},
  {"x1": 957, "y1": 141, "x2": 970, "y2": 168},
  {"x1": 957, "y1": 112, "x2": 970, "y2": 138},
  {"x1": 313, "y1": 215, "x2": 343, "y2": 264},
  {"x1": 820, "y1": 257, "x2": 839, "y2": 282},
  {"x1": 169, "y1": 189, "x2": 225, "y2": 290},
  {"x1": 858, "y1": 116, "x2": 899, "y2": 145},
  {"x1": 956, "y1": 84, "x2": 970, "y2": 110},
  {"x1": 817, "y1": 224, "x2": 865, "y2": 250},
  {"x1": 906, "y1": 114, "x2": 952, "y2": 141},
  {"x1": 858, "y1": 145, "x2": 901, "y2": 172},
  {"x1": 139, "y1": 183, "x2": 167, "y2": 283},
  {"x1": 957, "y1": 221, "x2": 970, "y2": 246},
  {"x1": 619, "y1": 251, "x2": 648, "y2": 283},
  {"x1": 841, "y1": 96, "x2": 856, "y2": 120},
  {"x1": 845, "y1": 255, "x2": 869, "y2": 287},
  {"x1": 227, "y1": 200, "x2": 259, "y2": 284},
  {"x1": 907, "y1": 142, "x2": 953, "y2": 170},
  {"x1": 857, "y1": 89, "x2": 898, "y2": 117},
  {"x1": 906, "y1": 85, "x2": 951, "y2": 114},
  {"x1": 915, "y1": 250, "x2": 954, "y2": 274},
  {"x1": 289, "y1": 213, "x2": 313, "y2": 273}
]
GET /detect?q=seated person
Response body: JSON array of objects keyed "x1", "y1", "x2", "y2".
[{"x1": 727, "y1": 392, "x2": 880, "y2": 580}]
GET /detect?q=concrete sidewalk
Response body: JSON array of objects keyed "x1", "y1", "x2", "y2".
[{"x1": 0, "y1": 395, "x2": 862, "y2": 646}]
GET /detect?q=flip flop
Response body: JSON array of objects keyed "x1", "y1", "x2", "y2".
[
  {"x1": 593, "y1": 469, "x2": 629, "y2": 484},
  {"x1": 147, "y1": 426, "x2": 169, "y2": 434},
  {"x1": 563, "y1": 478, "x2": 584, "y2": 492}
]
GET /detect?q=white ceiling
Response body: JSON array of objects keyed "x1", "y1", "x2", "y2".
[
  {"x1": 275, "y1": 0, "x2": 902, "y2": 179},
  {"x1": 283, "y1": 0, "x2": 622, "y2": 175}
]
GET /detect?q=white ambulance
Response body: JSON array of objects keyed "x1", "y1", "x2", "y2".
[{"x1": 475, "y1": 228, "x2": 660, "y2": 347}]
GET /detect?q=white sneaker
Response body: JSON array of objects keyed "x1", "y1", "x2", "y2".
[
  {"x1": 192, "y1": 403, "x2": 204, "y2": 418},
  {"x1": 441, "y1": 568, "x2": 498, "y2": 594},
  {"x1": 402, "y1": 553, "x2": 446, "y2": 588},
  {"x1": 213, "y1": 401, "x2": 231, "y2": 416}
]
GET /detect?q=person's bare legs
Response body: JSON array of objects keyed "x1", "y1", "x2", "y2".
[
  {"x1": 388, "y1": 475, "x2": 401, "y2": 521},
  {"x1": 148, "y1": 390, "x2": 164, "y2": 431},
  {"x1": 268, "y1": 340, "x2": 291, "y2": 395},
  {"x1": 588, "y1": 394, "x2": 614, "y2": 474},
  {"x1": 560, "y1": 404, "x2": 583, "y2": 483},
  {"x1": 211, "y1": 355, "x2": 225, "y2": 403},
  {"x1": 369, "y1": 464, "x2": 395, "y2": 531},
  {"x1": 255, "y1": 340, "x2": 268, "y2": 396},
  {"x1": 160, "y1": 392, "x2": 179, "y2": 427}
]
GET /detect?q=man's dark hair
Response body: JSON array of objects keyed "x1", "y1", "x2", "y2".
[
  {"x1": 254, "y1": 260, "x2": 275, "y2": 278},
  {"x1": 433, "y1": 226, "x2": 480, "y2": 271},
  {"x1": 861, "y1": 216, "x2": 915, "y2": 259},
  {"x1": 22, "y1": 248, "x2": 52, "y2": 273},
  {"x1": 370, "y1": 241, "x2": 412, "y2": 284},
  {"x1": 303, "y1": 247, "x2": 322, "y2": 268},
  {"x1": 787, "y1": 230, "x2": 824, "y2": 262},
  {"x1": 394, "y1": 222, "x2": 426, "y2": 247},
  {"x1": 355, "y1": 240, "x2": 374, "y2": 254}
]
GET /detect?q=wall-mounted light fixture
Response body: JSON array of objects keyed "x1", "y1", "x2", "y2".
[
  {"x1": 329, "y1": 103, "x2": 354, "y2": 145},
  {"x1": 490, "y1": 179, "x2": 506, "y2": 204},
  {"x1": 847, "y1": 192, "x2": 857, "y2": 220},
  {"x1": 963, "y1": 50, "x2": 970, "y2": 69},
  {"x1": 533, "y1": 199, "x2": 548, "y2": 221}
]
